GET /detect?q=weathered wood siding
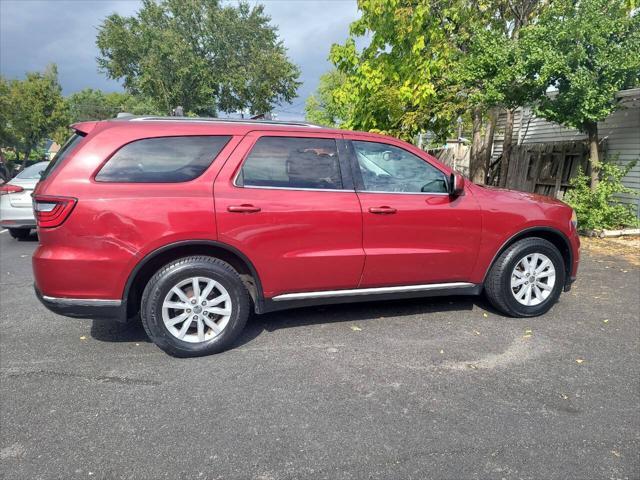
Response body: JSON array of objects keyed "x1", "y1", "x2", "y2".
[{"x1": 492, "y1": 88, "x2": 640, "y2": 215}]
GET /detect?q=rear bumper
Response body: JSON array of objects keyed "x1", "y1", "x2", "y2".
[
  {"x1": 0, "y1": 220, "x2": 36, "y2": 229},
  {"x1": 35, "y1": 286, "x2": 128, "y2": 323}
]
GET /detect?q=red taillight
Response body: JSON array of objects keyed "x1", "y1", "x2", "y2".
[
  {"x1": 33, "y1": 195, "x2": 77, "y2": 228},
  {"x1": 0, "y1": 184, "x2": 24, "y2": 195}
]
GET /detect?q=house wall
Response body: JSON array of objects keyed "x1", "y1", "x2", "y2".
[{"x1": 492, "y1": 89, "x2": 640, "y2": 215}]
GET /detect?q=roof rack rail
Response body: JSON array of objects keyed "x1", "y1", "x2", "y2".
[{"x1": 118, "y1": 115, "x2": 323, "y2": 128}]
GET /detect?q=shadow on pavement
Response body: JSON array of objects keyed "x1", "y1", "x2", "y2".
[
  {"x1": 89, "y1": 294, "x2": 502, "y2": 349},
  {"x1": 90, "y1": 317, "x2": 151, "y2": 343}
]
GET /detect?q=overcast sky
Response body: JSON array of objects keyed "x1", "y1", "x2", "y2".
[{"x1": 0, "y1": 0, "x2": 360, "y2": 119}]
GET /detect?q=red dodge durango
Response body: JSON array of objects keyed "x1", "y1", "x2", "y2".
[{"x1": 33, "y1": 117, "x2": 579, "y2": 357}]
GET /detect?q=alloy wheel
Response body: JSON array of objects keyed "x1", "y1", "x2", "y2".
[
  {"x1": 510, "y1": 253, "x2": 556, "y2": 307},
  {"x1": 161, "y1": 277, "x2": 232, "y2": 343}
]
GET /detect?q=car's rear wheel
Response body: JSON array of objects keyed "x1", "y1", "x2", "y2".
[
  {"x1": 484, "y1": 237, "x2": 565, "y2": 317},
  {"x1": 8, "y1": 228, "x2": 31, "y2": 240},
  {"x1": 140, "y1": 256, "x2": 251, "y2": 357}
]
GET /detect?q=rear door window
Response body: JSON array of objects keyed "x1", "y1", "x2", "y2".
[
  {"x1": 96, "y1": 135, "x2": 231, "y2": 183},
  {"x1": 237, "y1": 136, "x2": 343, "y2": 190}
]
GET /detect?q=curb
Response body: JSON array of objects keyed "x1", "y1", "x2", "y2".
[{"x1": 580, "y1": 228, "x2": 640, "y2": 238}]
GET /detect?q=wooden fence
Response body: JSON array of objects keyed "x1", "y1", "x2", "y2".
[{"x1": 489, "y1": 140, "x2": 604, "y2": 199}]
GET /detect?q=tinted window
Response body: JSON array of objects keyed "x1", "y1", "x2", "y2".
[
  {"x1": 353, "y1": 141, "x2": 448, "y2": 193},
  {"x1": 96, "y1": 136, "x2": 231, "y2": 183},
  {"x1": 40, "y1": 133, "x2": 84, "y2": 181},
  {"x1": 238, "y1": 137, "x2": 343, "y2": 190},
  {"x1": 16, "y1": 161, "x2": 49, "y2": 179}
]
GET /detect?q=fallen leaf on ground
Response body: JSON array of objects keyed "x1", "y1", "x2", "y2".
[
  {"x1": 474, "y1": 330, "x2": 481, "y2": 335},
  {"x1": 611, "y1": 450, "x2": 621, "y2": 458},
  {"x1": 80, "y1": 336, "x2": 87, "y2": 340},
  {"x1": 467, "y1": 364, "x2": 477, "y2": 370},
  {"x1": 560, "y1": 393, "x2": 569, "y2": 400},
  {"x1": 575, "y1": 358, "x2": 584, "y2": 364},
  {"x1": 603, "y1": 319, "x2": 609, "y2": 324},
  {"x1": 350, "y1": 326, "x2": 362, "y2": 332}
]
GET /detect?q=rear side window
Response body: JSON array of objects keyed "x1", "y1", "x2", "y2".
[
  {"x1": 96, "y1": 136, "x2": 231, "y2": 183},
  {"x1": 40, "y1": 133, "x2": 85, "y2": 181},
  {"x1": 237, "y1": 137, "x2": 343, "y2": 190}
]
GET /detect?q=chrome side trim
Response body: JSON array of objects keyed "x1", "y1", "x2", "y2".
[
  {"x1": 42, "y1": 296, "x2": 122, "y2": 307},
  {"x1": 356, "y1": 190, "x2": 450, "y2": 196},
  {"x1": 235, "y1": 184, "x2": 352, "y2": 193},
  {"x1": 271, "y1": 282, "x2": 476, "y2": 301}
]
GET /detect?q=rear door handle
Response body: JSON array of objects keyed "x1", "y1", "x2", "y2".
[
  {"x1": 368, "y1": 206, "x2": 397, "y2": 214},
  {"x1": 227, "y1": 204, "x2": 261, "y2": 213}
]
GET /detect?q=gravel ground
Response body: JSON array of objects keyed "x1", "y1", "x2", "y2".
[{"x1": 0, "y1": 231, "x2": 638, "y2": 480}]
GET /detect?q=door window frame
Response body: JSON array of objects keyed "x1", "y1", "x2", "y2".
[
  {"x1": 232, "y1": 131, "x2": 355, "y2": 192},
  {"x1": 344, "y1": 138, "x2": 451, "y2": 196}
]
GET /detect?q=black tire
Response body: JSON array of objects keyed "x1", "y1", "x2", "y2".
[
  {"x1": 8, "y1": 228, "x2": 30, "y2": 240},
  {"x1": 140, "y1": 256, "x2": 251, "y2": 357},
  {"x1": 484, "y1": 237, "x2": 565, "y2": 317}
]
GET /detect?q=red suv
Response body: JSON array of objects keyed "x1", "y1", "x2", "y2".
[{"x1": 33, "y1": 117, "x2": 579, "y2": 357}]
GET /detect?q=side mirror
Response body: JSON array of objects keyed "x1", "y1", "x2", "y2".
[{"x1": 449, "y1": 173, "x2": 465, "y2": 197}]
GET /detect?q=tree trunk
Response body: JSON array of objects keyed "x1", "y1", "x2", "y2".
[
  {"x1": 586, "y1": 122, "x2": 600, "y2": 191},
  {"x1": 499, "y1": 108, "x2": 515, "y2": 187},
  {"x1": 470, "y1": 106, "x2": 484, "y2": 184},
  {"x1": 20, "y1": 148, "x2": 31, "y2": 172},
  {"x1": 481, "y1": 108, "x2": 497, "y2": 184}
]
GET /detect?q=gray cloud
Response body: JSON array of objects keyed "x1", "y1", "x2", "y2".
[{"x1": 0, "y1": 0, "x2": 359, "y2": 119}]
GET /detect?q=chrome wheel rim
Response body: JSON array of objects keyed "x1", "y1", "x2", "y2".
[
  {"x1": 162, "y1": 277, "x2": 232, "y2": 343},
  {"x1": 510, "y1": 253, "x2": 556, "y2": 307}
]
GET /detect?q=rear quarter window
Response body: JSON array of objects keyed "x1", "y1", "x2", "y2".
[{"x1": 96, "y1": 135, "x2": 231, "y2": 183}]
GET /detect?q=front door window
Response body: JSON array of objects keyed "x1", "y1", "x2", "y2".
[{"x1": 352, "y1": 140, "x2": 448, "y2": 194}]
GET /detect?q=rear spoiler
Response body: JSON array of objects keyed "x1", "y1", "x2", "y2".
[{"x1": 70, "y1": 121, "x2": 98, "y2": 135}]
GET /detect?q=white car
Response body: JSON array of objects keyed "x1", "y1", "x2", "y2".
[{"x1": 0, "y1": 162, "x2": 49, "y2": 239}]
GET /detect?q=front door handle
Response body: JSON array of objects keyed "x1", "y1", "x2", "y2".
[
  {"x1": 369, "y1": 206, "x2": 397, "y2": 215},
  {"x1": 227, "y1": 204, "x2": 261, "y2": 213}
]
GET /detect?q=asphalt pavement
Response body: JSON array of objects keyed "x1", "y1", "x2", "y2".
[{"x1": 0, "y1": 230, "x2": 638, "y2": 480}]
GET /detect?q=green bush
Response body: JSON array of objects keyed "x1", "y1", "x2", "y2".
[{"x1": 565, "y1": 160, "x2": 639, "y2": 231}]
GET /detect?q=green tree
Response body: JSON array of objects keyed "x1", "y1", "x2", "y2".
[
  {"x1": 457, "y1": 0, "x2": 546, "y2": 185},
  {"x1": 66, "y1": 88, "x2": 161, "y2": 122},
  {"x1": 329, "y1": 0, "x2": 549, "y2": 186},
  {"x1": 96, "y1": 0, "x2": 300, "y2": 116},
  {"x1": 304, "y1": 70, "x2": 348, "y2": 127},
  {"x1": 330, "y1": 0, "x2": 463, "y2": 141},
  {"x1": 0, "y1": 65, "x2": 69, "y2": 170},
  {"x1": 525, "y1": 0, "x2": 640, "y2": 190}
]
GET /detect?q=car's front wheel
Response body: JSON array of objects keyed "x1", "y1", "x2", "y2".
[
  {"x1": 140, "y1": 256, "x2": 251, "y2": 357},
  {"x1": 484, "y1": 237, "x2": 565, "y2": 317}
]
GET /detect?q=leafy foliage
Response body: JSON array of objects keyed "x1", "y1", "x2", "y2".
[
  {"x1": 524, "y1": 0, "x2": 640, "y2": 132},
  {"x1": 565, "y1": 161, "x2": 639, "y2": 230},
  {"x1": 328, "y1": 1, "x2": 547, "y2": 143},
  {"x1": 67, "y1": 89, "x2": 161, "y2": 122},
  {"x1": 329, "y1": 0, "x2": 463, "y2": 141},
  {"x1": 0, "y1": 65, "x2": 68, "y2": 166},
  {"x1": 96, "y1": 0, "x2": 300, "y2": 116},
  {"x1": 304, "y1": 70, "x2": 348, "y2": 127}
]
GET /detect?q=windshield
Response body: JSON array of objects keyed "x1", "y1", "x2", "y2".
[
  {"x1": 40, "y1": 133, "x2": 85, "y2": 181},
  {"x1": 16, "y1": 162, "x2": 49, "y2": 180}
]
